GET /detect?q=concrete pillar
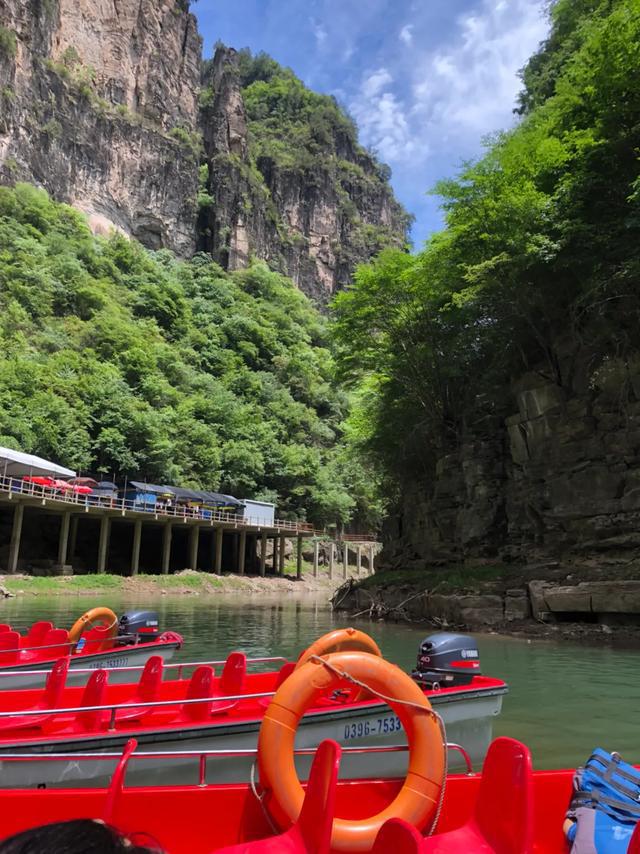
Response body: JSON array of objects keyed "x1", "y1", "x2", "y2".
[
  {"x1": 69, "y1": 515, "x2": 79, "y2": 564},
  {"x1": 7, "y1": 503, "x2": 24, "y2": 574},
  {"x1": 214, "y1": 528, "x2": 223, "y2": 575},
  {"x1": 328, "y1": 542, "x2": 334, "y2": 580},
  {"x1": 356, "y1": 545, "x2": 362, "y2": 576},
  {"x1": 279, "y1": 536, "x2": 286, "y2": 575},
  {"x1": 189, "y1": 526, "x2": 199, "y2": 571},
  {"x1": 296, "y1": 536, "x2": 303, "y2": 580},
  {"x1": 162, "y1": 523, "x2": 172, "y2": 575},
  {"x1": 238, "y1": 530, "x2": 246, "y2": 575},
  {"x1": 97, "y1": 516, "x2": 110, "y2": 574},
  {"x1": 260, "y1": 532, "x2": 267, "y2": 577},
  {"x1": 369, "y1": 544, "x2": 375, "y2": 575},
  {"x1": 272, "y1": 538, "x2": 278, "y2": 573},
  {"x1": 131, "y1": 519, "x2": 142, "y2": 576},
  {"x1": 57, "y1": 511, "x2": 71, "y2": 567},
  {"x1": 313, "y1": 540, "x2": 319, "y2": 578},
  {"x1": 342, "y1": 542, "x2": 348, "y2": 579}
]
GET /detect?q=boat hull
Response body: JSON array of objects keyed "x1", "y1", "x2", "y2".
[
  {"x1": 0, "y1": 643, "x2": 181, "y2": 691},
  {"x1": 0, "y1": 684, "x2": 505, "y2": 787}
]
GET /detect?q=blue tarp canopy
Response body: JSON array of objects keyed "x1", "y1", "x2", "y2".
[{"x1": 127, "y1": 482, "x2": 242, "y2": 509}]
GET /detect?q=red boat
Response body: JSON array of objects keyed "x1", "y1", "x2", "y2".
[
  {"x1": 0, "y1": 630, "x2": 506, "y2": 788},
  {"x1": 0, "y1": 736, "x2": 635, "y2": 853},
  {"x1": 0, "y1": 607, "x2": 182, "y2": 690}
]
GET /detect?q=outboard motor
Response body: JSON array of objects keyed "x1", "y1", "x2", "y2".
[
  {"x1": 117, "y1": 610, "x2": 160, "y2": 645},
  {"x1": 412, "y1": 632, "x2": 481, "y2": 689}
]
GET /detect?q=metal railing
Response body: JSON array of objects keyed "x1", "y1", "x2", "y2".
[
  {"x1": 0, "y1": 474, "x2": 314, "y2": 534},
  {"x1": 0, "y1": 743, "x2": 474, "y2": 783},
  {"x1": 0, "y1": 655, "x2": 288, "y2": 680}
]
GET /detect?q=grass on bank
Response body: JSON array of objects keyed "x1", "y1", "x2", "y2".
[{"x1": 354, "y1": 564, "x2": 509, "y2": 594}]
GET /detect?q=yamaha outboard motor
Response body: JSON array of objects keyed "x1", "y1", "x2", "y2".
[
  {"x1": 412, "y1": 632, "x2": 481, "y2": 688},
  {"x1": 117, "y1": 610, "x2": 160, "y2": 645}
]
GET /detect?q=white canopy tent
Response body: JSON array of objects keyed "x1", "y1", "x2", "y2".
[{"x1": 0, "y1": 446, "x2": 76, "y2": 479}]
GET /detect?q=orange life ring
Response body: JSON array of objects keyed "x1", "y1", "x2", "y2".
[
  {"x1": 258, "y1": 651, "x2": 445, "y2": 852},
  {"x1": 295, "y1": 627, "x2": 382, "y2": 669},
  {"x1": 68, "y1": 607, "x2": 118, "y2": 652}
]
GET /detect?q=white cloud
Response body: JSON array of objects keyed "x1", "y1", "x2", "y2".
[
  {"x1": 411, "y1": 0, "x2": 548, "y2": 135},
  {"x1": 310, "y1": 18, "x2": 327, "y2": 48},
  {"x1": 399, "y1": 24, "x2": 413, "y2": 46},
  {"x1": 361, "y1": 68, "x2": 393, "y2": 98}
]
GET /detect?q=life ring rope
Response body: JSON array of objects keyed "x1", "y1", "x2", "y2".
[
  {"x1": 258, "y1": 651, "x2": 447, "y2": 851},
  {"x1": 307, "y1": 653, "x2": 449, "y2": 835}
]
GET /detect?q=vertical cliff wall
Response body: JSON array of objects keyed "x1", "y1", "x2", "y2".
[
  {"x1": 381, "y1": 357, "x2": 640, "y2": 571},
  {"x1": 0, "y1": 8, "x2": 408, "y2": 300},
  {"x1": 0, "y1": 0, "x2": 201, "y2": 254},
  {"x1": 199, "y1": 47, "x2": 410, "y2": 303}
]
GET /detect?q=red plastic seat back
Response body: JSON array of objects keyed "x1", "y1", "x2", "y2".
[
  {"x1": 40, "y1": 628, "x2": 70, "y2": 660},
  {"x1": 297, "y1": 739, "x2": 342, "y2": 853},
  {"x1": 76, "y1": 669, "x2": 108, "y2": 731},
  {"x1": 275, "y1": 661, "x2": 295, "y2": 688},
  {"x1": 82, "y1": 625, "x2": 115, "y2": 654},
  {"x1": 220, "y1": 652, "x2": 246, "y2": 696},
  {"x1": 44, "y1": 658, "x2": 70, "y2": 708},
  {"x1": 183, "y1": 665, "x2": 215, "y2": 721},
  {"x1": 138, "y1": 656, "x2": 163, "y2": 702},
  {"x1": 629, "y1": 823, "x2": 640, "y2": 854},
  {"x1": 476, "y1": 737, "x2": 534, "y2": 854},
  {"x1": 0, "y1": 631, "x2": 20, "y2": 665},
  {"x1": 24, "y1": 621, "x2": 54, "y2": 648},
  {"x1": 0, "y1": 624, "x2": 12, "y2": 634},
  {"x1": 372, "y1": 818, "x2": 422, "y2": 853}
]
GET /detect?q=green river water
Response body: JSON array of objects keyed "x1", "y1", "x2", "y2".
[{"x1": 1, "y1": 592, "x2": 638, "y2": 771}]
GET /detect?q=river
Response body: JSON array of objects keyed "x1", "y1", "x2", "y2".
[{"x1": 2, "y1": 592, "x2": 639, "y2": 771}]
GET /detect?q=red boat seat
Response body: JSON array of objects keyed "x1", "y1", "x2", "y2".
[
  {"x1": 213, "y1": 738, "x2": 341, "y2": 854},
  {"x1": 258, "y1": 661, "x2": 295, "y2": 709},
  {"x1": 209, "y1": 652, "x2": 247, "y2": 715},
  {"x1": 416, "y1": 737, "x2": 534, "y2": 854},
  {"x1": 116, "y1": 656, "x2": 164, "y2": 723},
  {"x1": 372, "y1": 819, "x2": 422, "y2": 853},
  {"x1": 0, "y1": 631, "x2": 21, "y2": 665},
  {"x1": 38, "y1": 628, "x2": 70, "y2": 660},
  {"x1": 75, "y1": 669, "x2": 109, "y2": 731},
  {"x1": 0, "y1": 657, "x2": 69, "y2": 732},
  {"x1": 23, "y1": 621, "x2": 54, "y2": 649},
  {"x1": 180, "y1": 665, "x2": 216, "y2": 722},
  {"x1": 629, "y1": 823, "x2": 640, "y2": 854},
  {"x1": 0, "y1": 624, "x2": 12, "y2": 633}
]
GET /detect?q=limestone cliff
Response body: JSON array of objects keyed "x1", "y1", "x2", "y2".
[
  {"x1": 0, "y1": 0, "x2": 201, "y2": 253},
  {"x1": 381, "y1": 355, "x2": 640, "y2": 571},
  {"x1": 0, "y1": 7, "x2": 408, "y2": 300},
  {"x1": 199, "y1": 47, "x2": 410, "y2": 302}
]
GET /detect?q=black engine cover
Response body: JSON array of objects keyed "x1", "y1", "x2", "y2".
[
  {"x1": 118, "y1": 610, "x2": 160, "y2": 643},
  {"x1": 412, "y1": 632, "x2": 480, "y2": 688}
]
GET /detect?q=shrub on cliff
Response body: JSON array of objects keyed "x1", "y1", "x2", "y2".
[{"x1": 0, "y1": 183, "x2": 355, "y2": 525}]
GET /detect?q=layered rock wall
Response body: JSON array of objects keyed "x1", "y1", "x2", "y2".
[
  {"x1": 0, "y1": 0, "x2": 201, "y2": 254},
  {"x1": 382, "y1": 360, "x2": 640, "y2": 570}
]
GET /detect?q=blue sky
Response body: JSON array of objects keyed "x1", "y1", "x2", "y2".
[{"x1": 194, "y1": 0, "x2": 549, "y2": 250}]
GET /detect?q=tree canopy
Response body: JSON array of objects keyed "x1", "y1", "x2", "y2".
[
  {"x1": 333, "y1": 0, "x2": 640, "y2": 492},
  {"x1": 0, "y1": 183, "x2": 362, "y2": 524}
]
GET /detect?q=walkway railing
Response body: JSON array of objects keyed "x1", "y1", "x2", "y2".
[{"x1": 0, "y1": 475, "x2": 314, "y2": 534}]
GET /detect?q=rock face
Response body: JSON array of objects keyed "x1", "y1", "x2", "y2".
[
  {"x1": 0, "y1": 0, "x2": 201, "y2": 254},
  {"x1": 199, "y1": 47, "x2": 410, "y2": 303},
  {"x1": 382, "y1": 360, "x2": 640, "y2": 570},
  {"x1": 0, "y1": 11, "x2": 407, "y2": 300}
]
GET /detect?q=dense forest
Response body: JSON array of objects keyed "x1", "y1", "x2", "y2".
[
  {"x1": 334, "y1": 0, "x2": 640, "y2": 497},
  {"x1": 0, "y1": 184, "x2": 379, "y2": 526}
]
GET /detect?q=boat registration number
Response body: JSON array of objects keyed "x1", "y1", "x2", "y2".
[
  {"x1": 343, "y1": 715, "x2": 402, "y2": 739},
  {"x1": 85, "y1": 656, "x2": 129, "y2": 669}
]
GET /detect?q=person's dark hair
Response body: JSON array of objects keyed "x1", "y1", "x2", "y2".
[{"x1": 0, "y1": 820, "x2": 164, "y2": 853}]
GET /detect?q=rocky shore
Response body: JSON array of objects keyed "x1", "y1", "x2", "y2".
[{"x1": 332, "y1": 565, "x2": 640, "y2": 642}]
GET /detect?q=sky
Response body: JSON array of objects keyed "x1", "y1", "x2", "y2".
[{"x1": 194, "y1": 0, "x2": 550, "y2": 250}]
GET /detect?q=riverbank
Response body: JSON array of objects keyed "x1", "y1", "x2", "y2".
[
  {"x1": 0, "y1": 562, "x2": 356, "y2": 598},
  {"x1": 331, "y1": 563, "x2": 640, "y2": 642}
]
